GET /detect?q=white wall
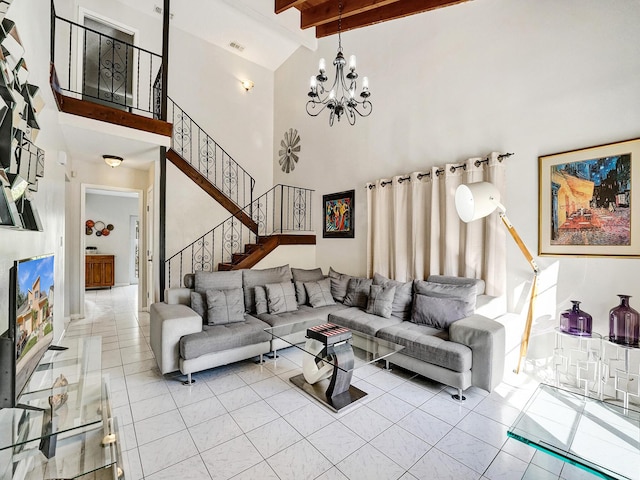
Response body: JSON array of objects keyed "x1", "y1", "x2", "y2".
[
  {"x1": 273, "y1": 0, "x2": 640, "y2": 346},
  {"x1": 85, "y1": 193, "x2": 139, "y2": 285},
  {"x1": 0, "y1": 0, "x2": 68, "y2": 341}
]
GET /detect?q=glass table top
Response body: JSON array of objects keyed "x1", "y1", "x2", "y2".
[
  {"x1": 265, "y1": 321, "x2": 404, "y2": 373},
  {"x1": 508, "y1": 383, "x2": 640, "y2": 480}
]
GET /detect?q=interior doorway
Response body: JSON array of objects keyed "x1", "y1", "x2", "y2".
[
  {"x1": 80, "y1": 185, "x2": 144, "y2": 317},
  {"x1": 77, "y1": 9, "x2": 138, "y2": 110}
]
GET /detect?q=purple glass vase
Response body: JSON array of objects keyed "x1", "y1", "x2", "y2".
[
  {"x1": 559, "y1": 300, "x2": 592, "y2": 336},
  {"x1": 609, "y1": 294, "x2": 640, "y2": 346}
]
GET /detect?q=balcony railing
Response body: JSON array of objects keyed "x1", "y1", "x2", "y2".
[
  {"x1": 50, "y1": 5, "x2": 163, "y2": 117},
  {"x1": 166, "y1": 185, "x2": 314, "y2": 288}
]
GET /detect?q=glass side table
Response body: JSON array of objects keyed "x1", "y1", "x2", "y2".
[
  {"x1": 602, "y1": 338, "x2": 640, "y2": 410},
  {"x1": 553, "y1": 328, "x2": 603, "y2": 398}
]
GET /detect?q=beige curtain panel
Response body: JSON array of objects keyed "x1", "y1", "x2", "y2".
[{"x1": 366, "y1": 152, "x2": 506, "y2": 296}]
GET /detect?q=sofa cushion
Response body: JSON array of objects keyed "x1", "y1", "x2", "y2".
[
  {"x1": 256, "y1": 304, "x2": 348, "y2": 329},
  {"x1": 329, "y1": 307, "x2": 403, "y2": 337},
  {"x1": 411, "y1": 293, "x2": 473, "y2": 329},
  {"x1": 343, "y1": 277, "x2": 372, "y2": 308},
  {"x1": 414, "y1": 280, "x2": 477, "y2": 307},
  {"x1": 242, "y1": 265, "x2": 292, "y2": 313},
  {"x1": 254, "y1": 286, "x2": 268, "y2": 315},
  {"x1": 265, "y1": 281, "x2": 298, "y2": 314},
  {"x1": 366, "y1": 284, "x2": 396, "y2": 319},
  {"x1": 291, "y1": 268, "x2": 324, "y2": 305},
  {"x1": 373, "y1": 273, "x2": 413, "y2": 321},
  {"x1": 328, "y1": 267, "x2": 352, "y2": 303},
  {"x1": 304, "y1": 278, "x2": 335, "y2": 308},
  {"x1": 179, "y1": 315, "x2": 271, "y2": 360},
  {"x1": 376, "y1": 323, "x2": 472, "y2": 373},
  {"x1": 190, "y1": 292, "x2": 207, "y2": 323},
  {"x1": 195, "y1": 270, "x2": 242, "y2": 294},
  {"x1": 205, "y1": 288, "x2": 245, "y2": 325},
  {"x1": 427, "y1": 275, "x2": 486, "y2": 296}
]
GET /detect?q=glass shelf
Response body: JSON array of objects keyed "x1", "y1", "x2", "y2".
[{"x1": 0, "y1": 336, "x2": 121, "y2": 480}]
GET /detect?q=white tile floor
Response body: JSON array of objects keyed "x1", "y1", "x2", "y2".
[{"x1": 65, "y1": 286, "x2": 604, "y2": 480}]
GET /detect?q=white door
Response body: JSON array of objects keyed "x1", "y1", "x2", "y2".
[{"x1": 146, "y1": 187, "x2": 154, "y2": 307}]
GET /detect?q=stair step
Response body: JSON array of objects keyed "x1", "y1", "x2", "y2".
[
  {"x1": 244, "y1": 243, "x2": 263, "y2": 253},
  {"x1": 217, "y1": 263, "x2": 234, "y2": 271},
  {"x1": 232, "y1": 253, "x2": 249, "y2": 264}
]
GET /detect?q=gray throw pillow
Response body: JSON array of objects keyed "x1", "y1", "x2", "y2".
[
  {"x1": 427, "y1": 275, "x2": 486, "y2": 295},
  {"x1": 254, "y1": 286, "x2": 268, "y2": 315},
  {"x1": 411, "y1": 293, "x2": 473, "y2": 329},
  {"x1": 265, "y1": 281, "x2": 298, "y2": 314},
  {"x1": 190, "y1": 291, "x2": 207, "y2": 323},
  {"x1": 205, "y1": 288, "x2": 245, "y2": 325},
  {"x1": 292, "y1": 268, "x2": 324, "y2": 305},
  {"x1": 242, "y1": 265, "x2": 292, "y2": 313},
  {"x1": 366, "y1": 284, "x2": 396, "y2": 318},
  {"x1": 373, "y1": 272, "x2": 413, "y2": 320},
  {"x1": 328, "y1": 267, "x2": 352, "y2": 303},
  {"x1": 343, "y1": 277, "x2": 372, "y2": 308},
  {"x1": 304, "y1": 278, "x2": 336, "y2": 308},
  {"x1": 413, "y1": 280, "x2": 477, "y2": 308}
]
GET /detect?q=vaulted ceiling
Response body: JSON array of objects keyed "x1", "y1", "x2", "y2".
[{"x1": 275, "y1": 0, "x2": 472, "y2": 38}]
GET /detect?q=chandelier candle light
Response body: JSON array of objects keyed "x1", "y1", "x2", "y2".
[{"x1": 306, "y1": 2, "x2": 372, "y2": 126}]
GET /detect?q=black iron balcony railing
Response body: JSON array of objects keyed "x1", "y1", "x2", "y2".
[
  {"x1": 166, "y1": 97, "x2": 255, "y2": 211},
  {"x1": 50, "y1": 5, "x2": 163, "y2": 117},
  {"x1": 166, "y1": 184, "x2": 314, "y2": 288}
]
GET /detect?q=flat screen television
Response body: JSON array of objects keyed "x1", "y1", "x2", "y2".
[{"x1": 0, "y1": 253, "x2": 55, "y2": 408}]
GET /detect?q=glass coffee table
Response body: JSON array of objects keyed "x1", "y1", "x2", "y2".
[
  {"x1": 508, "y1": 384, "x2": 640, "y2": 480},
  {"x1": 265, "y1": 322, "x2": 404, "y2": 412}
]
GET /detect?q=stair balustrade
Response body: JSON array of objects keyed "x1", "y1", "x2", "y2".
[
  {"x1": 166, "y1": 184, "x2": 314, "y2": 288},
  {"x1": 166, "y1": 97, "x2": 255, "y2": 210}
]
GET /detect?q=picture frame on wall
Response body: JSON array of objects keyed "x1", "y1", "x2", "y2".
[
  {"x1": 323, "y1": 190, "x2": 354, "y2": 238},
  {"x1": 538, "y1": 138, "x2": 640, "y2": 257}
]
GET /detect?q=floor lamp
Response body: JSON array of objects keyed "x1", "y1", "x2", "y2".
[{"x1": 454, "y1": 181, "x2": 540, "y2": 374}]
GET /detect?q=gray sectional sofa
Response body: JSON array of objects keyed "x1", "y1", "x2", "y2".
[{"x1": 150, "y1": 264, "x2": 506, "y2": 396}]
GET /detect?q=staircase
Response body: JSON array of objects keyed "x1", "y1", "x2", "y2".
[{"x1": 49, "y1": 11, "x2": 316, "y2": 290}]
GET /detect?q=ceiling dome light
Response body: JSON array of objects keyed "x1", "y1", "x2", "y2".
[{"x1": 103, "y1": 155, "x2": 123, "y2": 168}]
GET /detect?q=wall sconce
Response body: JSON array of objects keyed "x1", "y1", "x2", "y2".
[
  {"x1": 241, "y1": 80, "x2": 254, "y2": 92},
  {"x1": 103, "y1": 155, "x2": 123, "y2": 168}
]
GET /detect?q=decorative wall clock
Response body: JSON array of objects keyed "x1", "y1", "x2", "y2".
[{"x1": 278, "y1": 128, "x2": 301, "y2": 173}]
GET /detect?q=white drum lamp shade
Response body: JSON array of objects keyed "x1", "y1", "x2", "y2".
[{"x1": 455, "y1": 181, "x2": 503, "y2": 222}]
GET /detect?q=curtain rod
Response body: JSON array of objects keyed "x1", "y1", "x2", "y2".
[{"x1": 367, "y1": 152, "x2": 513, "y2": 189}]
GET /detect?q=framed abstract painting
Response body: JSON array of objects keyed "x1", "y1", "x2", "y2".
[
  {"x1": 323, "y1": 190, "x2": 354, "y2": 238},
  {"x1": 538, "y1": 138, "x2": 640, "y2": 257}
]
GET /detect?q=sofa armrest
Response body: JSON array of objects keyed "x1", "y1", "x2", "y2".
[
  {"x1": 449, "y1": 314, "x2": 505, "y2": 392},
  {"x1": 165, "y1": 287, "x2": 193, "y2": 305},
  {"x1": 150, "y1": 302, "x2": 202, "y2": 374}
]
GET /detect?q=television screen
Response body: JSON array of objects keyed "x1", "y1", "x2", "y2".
[{"x1": 14, "y1": 254, "x2": 54, "y2": 398}]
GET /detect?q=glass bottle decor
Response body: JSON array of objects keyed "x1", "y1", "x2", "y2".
[
  {"x1": 609, "y1": 295, "x2": 640, "y2": 346},
  {"x1": 559, "y1": 301, "x2": 592, "y2": 336}
]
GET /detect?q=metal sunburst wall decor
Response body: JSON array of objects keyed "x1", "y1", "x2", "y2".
[{"x1": 278, "y1": 128, "x2": 301, "y2": 173}]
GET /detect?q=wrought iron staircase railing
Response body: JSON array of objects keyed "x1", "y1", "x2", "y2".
[
  {"x1": 166, "y1": 184, "x2": 314, "y2": 288},
  {"x1": 50, "y1": 2, "x2": 163, "y2": 117},
  {"x1": 166, "y1": 97, "x2": 255, "y2": 211}
]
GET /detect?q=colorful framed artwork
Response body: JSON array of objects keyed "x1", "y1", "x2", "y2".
[
  {"x1": 539, "y1": 138, "x2": 640, "y2": 257},
  {"x1": 323, "y1": 190, "x2": 354, "y2": 238}
]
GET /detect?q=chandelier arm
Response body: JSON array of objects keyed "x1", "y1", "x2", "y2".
[
  {"x1": 306, "y1": 100, "x2": 332, "y2": 117},
  {"x1": 350, "y1": 101, "x2": 373, "y2": 118}
]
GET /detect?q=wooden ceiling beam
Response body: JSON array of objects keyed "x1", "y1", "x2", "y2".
[
  {"x1": 314, "y1": 0, "x2": 470, "y2": 38},
  {"x1": 301, "y1": 0, "x2": 401, "y2": 30},
  {"x1": 275, "y1": 0, "x2": 307, "y2": 14}
]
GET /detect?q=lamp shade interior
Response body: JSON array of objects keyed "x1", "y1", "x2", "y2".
[{"x1": 454, "y1": 182, "x2": 501, "y2": 222}]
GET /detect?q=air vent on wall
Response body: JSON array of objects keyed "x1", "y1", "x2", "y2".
[{"x1": 229, "y1": 41, "x2": 245, "y2": 52}]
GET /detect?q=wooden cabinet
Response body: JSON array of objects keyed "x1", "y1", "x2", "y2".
[{"x1": 85, "y1": 254, "x2": 114, "y2": 288}]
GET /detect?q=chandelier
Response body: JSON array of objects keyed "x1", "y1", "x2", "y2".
[{"x1": 306, "y1": 2, "x2": 372, "y2": 126}]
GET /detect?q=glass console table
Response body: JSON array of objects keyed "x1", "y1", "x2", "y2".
[
  {"x1": 508, "y1": 384, "x2": 640, "y2": 480},
  {"x1": 0, "y1": 336, "x2": 123, "y2": 480},
  {"x1": 265, "y1": 322, "x2": 404, "y2": 412}
]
